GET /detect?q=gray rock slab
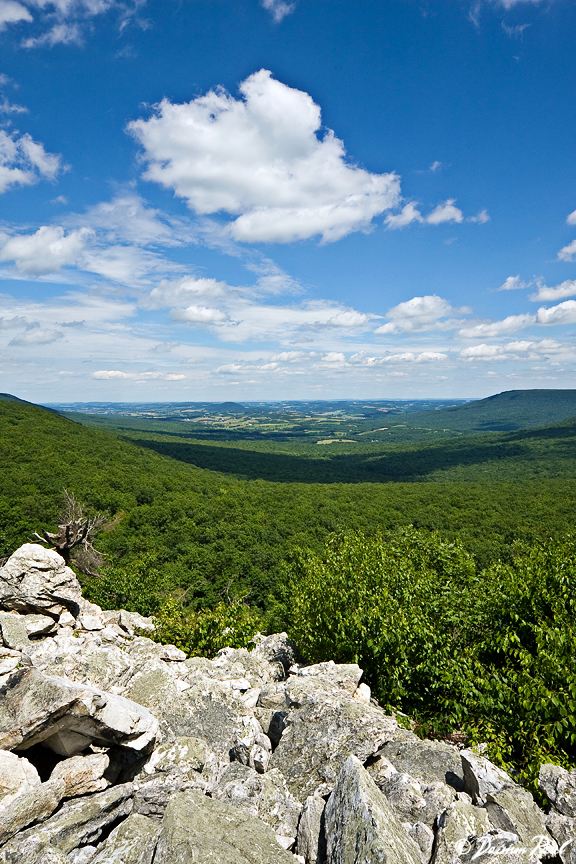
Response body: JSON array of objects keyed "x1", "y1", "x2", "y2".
[
  {"x1": 324, "y1": 754, "x2": 422, "y2": 864},
  {"x1": 2, "y1": 844, "x2": 69, "y2": 864},
  {"x1": 90, "y1": 813, "x2": 160, "y2": 864},
  {"x1": 297, "y1": 793, "x2": 326, "y2": 864},
  {"x1": 485, "y1": 787, "x2": 556, "y2": 856},
  {"x1": 379, "y1": 772, "x2": 454, "y2": 829},
  {"x1": 539, "y1": 764, "x2": 576, "y2": 817},
  {"x1": 186, "y1": 646, "x2": 275, "y2": 689},
  {"x1": 153, "y1": 788, "x2": 297, "y2": 864},
  {"x1": 546, "y1": 811, "x2": 576, "y2": 864},
  {"x1": 269, "y1": 690, "x2": 402, "y2": 799},
  {"x1": 0, "y1": 667, "x2": 158, "y2": 755},
  {"x1": 30, "y1": 636, "x2": 134, "y2": 694},
  {"x1": 434, "y1": 796, "x2": 491, "y2": 864},
  {"x1": 409, "y1": 822, "x2": 434, "y2": 861},
  {"x1": 250, "y1": 632, "x2": 297, "y2": 676},
  {"x1": 141, "y1": 736, "x2": 211, "y2": 777},
  {"x1": 461, "y1": 750, "x2": 515, "y2": 804},
  {"x1": 0, "y1": 748, "x2": 40, "y2": 806},
  {"x1": 0, "y1": 783, "x2": 134, "y2": 859},
  {"x1": 133, "y1": 774, "x2": 208, "y2": 821},
  {"x1": 0, "y1": 611, "x2": 31, "y2": 650},
  {"x1": 50, "y1": 752, "x2": 110, "y2": 798},
  {"x1": 0, "y1": 778, "x2": 64, "y2": 846},
  {"x1": 458, "y1": 829, "x2": 528, "y2": 864},
  {"x1": 377, "y1": 739, "x2": 464, "y2": 791},
  {"x1": 295, "y1": 662, "x2": 363, "y2": 697},
  {"x1": 210, "y1": 762, "x2": 302, "y2": 843},
  {"x1": 23, "y1": 614, "x2": 58, "y2": 637},
  {"x1": 0, "y1": 545, "x2": 82, "y2": 619}
]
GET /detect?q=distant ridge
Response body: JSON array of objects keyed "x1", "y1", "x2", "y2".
[
  {"x1": 0, "y1": 393, "x2": 29, "y2": 403},
  {"x1": 399, "y1": 389, "x2": 576, "y2": 432}
]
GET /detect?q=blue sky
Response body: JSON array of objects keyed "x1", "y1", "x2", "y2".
[{"x1": 1, "y1": 0, "x2": 576, "y2": 402}]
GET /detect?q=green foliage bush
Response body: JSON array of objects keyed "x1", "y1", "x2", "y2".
[
  {"x1": 150, "y1": 596, "x2": 263, "y2": 658},
  {"x1": 82, "y1": 555, "x2": 167, "y2": 617},
  {"x1": 284, "y1": 528, "x2": 576, "y2": 792}
]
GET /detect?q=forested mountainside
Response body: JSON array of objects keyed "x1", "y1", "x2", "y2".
[{"x1": 2, "y1": 393, "x2": 576, "y2": 611}]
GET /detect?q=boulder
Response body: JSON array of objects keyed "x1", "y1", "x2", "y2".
[
  {"x1": 409, "y1": 823, "x2": 434, "y2": 860},
  {"x1": 124, "y1": 662, "x2": 252, "y2": 754},
  {"x1": 294, "y1": 662, "x2": 363, "y2": 697},
  {"x1": 250, "y1": 632, "x2": 297, "y2": 676},
  {"x1": 461, "y1": 749, "x2": 515, "y2": 803},
  {"x1": 29, "y1": 633, "x2": 134, "y2": 692},
  {"x1": 296, "y1": 793, "x2": 326, "y2": 864},
  {"x1": 153, "y1": 788, "x2": 297, "y2": 864},
  {"x1": 50, "y1": 752, "x2": 110, "y2": 797},
  {"x1": 539, "y1": 764, "x2": 576, "y2": 817},
  {"x1": 0, "y1": 668, "x2": 158, "y2": 756},
  {"x1": 141, "y1": 736, "x2": 212, "y2": 777},
  {"x1": 379, "y1": 772, "x2": 454, "y2": 828},
  {"x1": 23, "y1": 615, "x2": 58, "y2": 638},
  {"x1": 0, "y1": 783, "x2": 134, "y2": 860},
  {"x1": 0, "y1": 748, "x2": 40, "y2": 807},
  {"x1": 133, "y1": 774, "x2": 207, "y2": 821},
  {"x1": 0, "y1": 545, "x2": 82, "y2": 619},
  {"x1": 546, "y1": 811, "x2": 576, "y2": 864},
  {"x1": 269, "y1": 687, "x2": 403, "y2": 799},
  {"x1": 210, "y1": 762, "x2": 302, "y2": 846},
  {"x1": 434, "y1": 795, "x2": 491, "y2": 864},
  {"x1": 377, "y1": 739, "x2": 464, "y2": 791},
  {"x1": 90, "y1": 813, "x2": 160, "y2": 864},
  {"x1": 0, "y1": 778, "x2": 65, "y2": 845},
  {"x1": 324, "y1": 755, "x2": 422, "y2": 864},
  {"x1": 0, "y1": 611, "x2": 31, "y2": 651},
  {"x1": 484, "y1": 786, "x2": 556, "y2": 856}
]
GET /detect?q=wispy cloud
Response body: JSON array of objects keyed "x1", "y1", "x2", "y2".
[
  {"x1": 260, "y1": 0, "x2": 295, "y2": 23},
  {"x1": 497, "y1": 275, "x2": 530, "y2": 291}
]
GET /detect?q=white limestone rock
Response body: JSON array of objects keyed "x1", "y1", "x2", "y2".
[
  {"x1": 324, "y1": 755, "x2": 422, "y2": 864},
  {"x1": 0, "y1": 545, "x2": 82, "y2": 619}
]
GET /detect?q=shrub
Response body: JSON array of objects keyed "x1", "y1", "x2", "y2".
[
  {"x1": 151, "y1": 595, "x2": 263, "y2": 658},
  {"x1": 81, "y1": 554, "x2": 167, "y2": 617},
  {"x1": 284, "y1": 528, "x2": 576, "y2": 792}
]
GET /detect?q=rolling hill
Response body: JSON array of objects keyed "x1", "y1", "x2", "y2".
[{"x1": 392, "y1": 389, "x2": 576, "y2": 432}]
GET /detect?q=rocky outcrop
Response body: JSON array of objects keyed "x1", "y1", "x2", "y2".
[
  {"x1": 0, "y1": 545, "x2": 82, "y2": 619},
  {"x1": 0, "y1": 543, "x2": 569, "y2": 864}
]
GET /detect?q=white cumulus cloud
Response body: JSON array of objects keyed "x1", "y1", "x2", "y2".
[
  {"x1": 127, "y1": 69, "x2": 401, "y2": 244},
  {"x1": 558, "y1": 239, "x2": 576, "y2": 262},
  {"x1": 171, "y1": 305, "x2": 229, "y2": 325},
  {"x1": 385, "y1": 202, "x2": 423, "y2": 230},
  {"x1": 536, "y1": 300, "x2": 576, "y2": 326},
  {"x1": 2, "y1": 0, "x2": 145, "y2": 47},
  {"x1": 426, "y1": 199, "x2": 464, "y2": 225},
  {"x1": 567, "y1": 209, "x2": 576, "y2": 226},
  {"x1": 374, "y1": 294, "x2": 470, "y2": 334},
  {"x1": 458, "y1": 313, "x2": 535, "y2": 338},
  {"x1": 93, "y1": 370, "x2": 185, "y2": 380},
  {"x1": 497, "y1": 275, "x2": 530, "y2": 291},
  {"x1": 529, "y1": 279, "x2": 576, "y2": 302},
  {"x1": 0, "y1": 128, "x2": 63, "y2": 193},
  {"x1": 0, "y1": 225, "x2": 91, "y2": 274}
]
